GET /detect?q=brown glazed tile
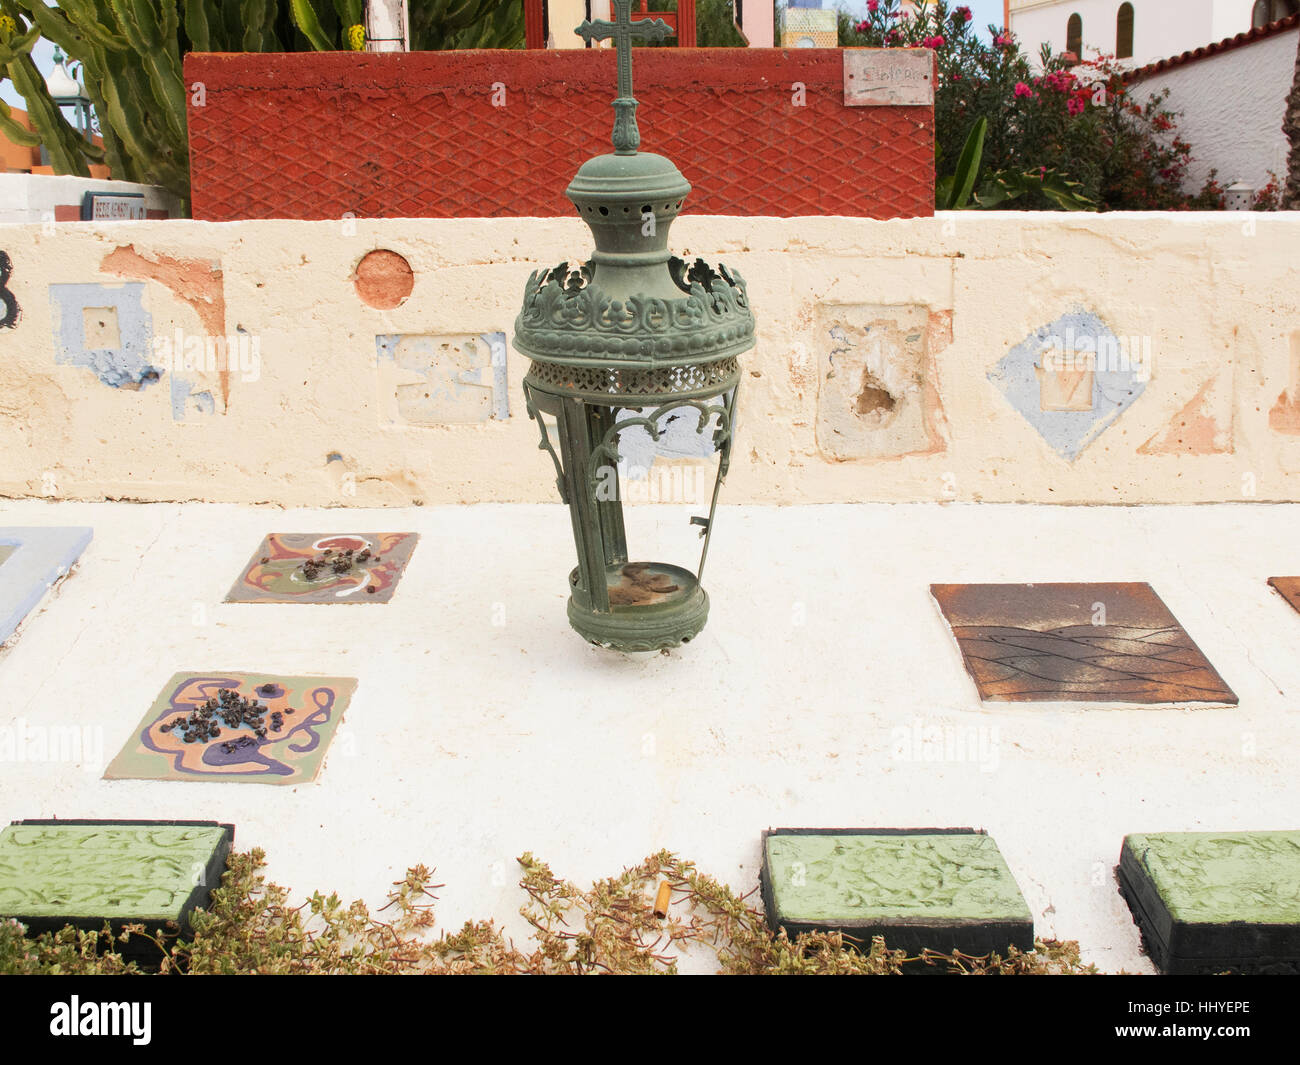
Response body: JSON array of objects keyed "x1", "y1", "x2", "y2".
[
  {"x1": 931, "y1": 582, "x2": 1237, "y2": 705},
  {"x1": 1268, "y1": 577, "x2": 1300, "y2": 616}
]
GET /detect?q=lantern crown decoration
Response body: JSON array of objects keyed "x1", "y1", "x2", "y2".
[{"x1": 514, "y1": 3, "x2": 756, "y2": 651}]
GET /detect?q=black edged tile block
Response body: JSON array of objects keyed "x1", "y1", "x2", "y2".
[
  {"x1": 0, "y1": 819, "x2": 234, "y2": 960},
  {"x1": 760, "y1": 827, "x2": 1034, "y2": 958},
  {"x1": 1118, "y1": 831, "x2": 1300, "y2": 974}
]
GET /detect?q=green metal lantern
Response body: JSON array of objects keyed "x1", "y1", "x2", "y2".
[{"x1": 514, "y1": 1, "x2": 756, "y2": 651}]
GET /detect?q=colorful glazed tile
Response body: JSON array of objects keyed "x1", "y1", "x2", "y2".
[
  {"x1": 931, "y1": 582, "x2": 1236, "y2": 705},
  {"x1": 760, "y1": 828, "x2": 1033, "y2": 957},
  {"x1": 225, "y1": 533, "x2": 418, "y2": 603},
  {"x1": 0, "y1": 527, "x2": 93, "y2": 646},
  {"x1": 1267, "y1": 576, "x2": 1300, "y2": 616},
  {"x1": 1117, "y1": 831, "x2": 1300, "y2": 974},
  {"x1": 989, "y1": 310, "x2": 1147, "y2": 462},
  {"x1": 0, "y1": 819, "x2": 232, "y2": 959},
  {"x1": 104, "y1": 672, "x2": 357, "y2": 784}
]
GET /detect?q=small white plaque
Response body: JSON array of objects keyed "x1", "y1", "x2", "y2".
[
  {"x1": 843, "y1": 49, "x2": 934, "y2": 107},
  {"x1": 83, "y1": 193, "x2": 146, "y2": 221}
]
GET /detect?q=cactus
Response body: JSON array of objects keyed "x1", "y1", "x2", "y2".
[
  {"x1": 0, "y1": 1, "x2": 528, "y2": 212},
  {"x1": 412, "y1": 0, "x2": 524, "y2": 50}
]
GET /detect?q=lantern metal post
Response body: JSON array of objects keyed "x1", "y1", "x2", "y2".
[{"x1": 513, "y1": 0, "x2": 756, "y2": 651}]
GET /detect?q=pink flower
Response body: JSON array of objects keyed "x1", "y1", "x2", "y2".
[
  {"x1": 994, "y1": 31, "x2": 1015, "y2": 48},
  {"x1": 867, "y1": 0, "x2": 879, "y2": 11},
  {"x1": 955, "y1": 6, "x2": 973, "y2": 21},
  {"x1": 1067, "y1": 97, "x2": 1086, "y2": 115},
  {"x1": 923, "y1": 35, "x2": 945, "y2": 49},
  {"x1": 1014, "y1": 81, "x2": 1035, "y2": 98}
]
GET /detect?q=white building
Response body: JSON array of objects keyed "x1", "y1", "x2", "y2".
[
  {"x1": 1009, "y1": 0, "x2": 1298, "y2": 65},
  {"x1": 1127, "y1": 13, "x2": 1298, "y2": 196}
]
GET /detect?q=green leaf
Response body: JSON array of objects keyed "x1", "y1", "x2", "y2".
[{"x1": 289, "y1": 0, "x2": 334, "y2": 51}]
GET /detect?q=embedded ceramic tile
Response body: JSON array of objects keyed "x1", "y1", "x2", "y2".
[
  {"x1": 1117, "y1": 831, "x2": 1300, "y2": 974},
  {"x1": 375, "y1": 332, "x2": 508, "y2": 424},
  {"x1": 931, "y1": 582, "x2": 1236, "y2": 705},
  {"x1": 760, "y1": 828, "x2": 1033, "y2": 957},
  {"x1": 104, "y1": 672, "x2": 356, "y2": 784},
  {"x1": 989, "y1": 310, "x2": 1147, "y2": 461},
  {"x1": 49, "y1": 282, "x2": 160, "y2": 389},
  {"x1": 225, "y1": 533, "x2": 418, "y2": 603},
  {"x1": 0, "y1": 527, "x2": 93, "y2": 645},
  {"x1": 814, "y1": 303, "x2": 949, "y2": 460},
  {"x1": 0, "y1": 820, "x2": 232, "y2": 955},
  {"x1": 1267, "y1": 576, "x2": 1300, "y2": 616}
]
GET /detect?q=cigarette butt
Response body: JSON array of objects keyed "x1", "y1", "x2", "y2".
[{"x1": 653, "y1": 880, "x2": 672, "y2": 918}]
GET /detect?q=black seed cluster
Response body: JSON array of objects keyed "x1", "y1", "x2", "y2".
[
  {"x1": 158, "y1": 686, "x2": 294, "y2": 746},
  {"x1": 300, "y1": 547, "x2": 373, "y2": 581}
]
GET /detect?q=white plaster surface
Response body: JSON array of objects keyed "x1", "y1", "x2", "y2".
[
  {"x1": 2, "y1": 497, "x2": 1298, "y2": 973},
  {"x1": 1130, "y1": 25, "x2": 1298, "y2": 194}
]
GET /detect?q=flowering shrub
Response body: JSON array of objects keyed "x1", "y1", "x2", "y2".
[{"x1": 839, "y1": 0, "x2": 1225, "y2": 210}]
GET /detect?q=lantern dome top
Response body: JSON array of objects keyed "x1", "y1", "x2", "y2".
[
  {"x1": 512, "y1": 1, "x2": 754, "y2": 406},
  {"x1": 566, "y1": 150, "x2": 690, "y2": 208}
]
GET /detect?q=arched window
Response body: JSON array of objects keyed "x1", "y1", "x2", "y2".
[
  {"x1": 1066, "y1": 13, "x2": 1082, "y2": 57},
  {"x1": 1116, "y1": 3, "x2": 1134, "y2": 58}
]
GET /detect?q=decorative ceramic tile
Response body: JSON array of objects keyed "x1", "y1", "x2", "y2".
[
  {"x1": 0, "y1": 819, "x2": 232, "y2": 956},
  {"x1": 104, "y1": 672, "x2": 356, "y2": 784},
  {"x1": 1117, "y1": 831, "x2": 1300, "y2": 974},
  {"x1": 990, "y1": 310, "x2": 1148, "y2": 461},
  {"x1": 760, "y1": 828, "x2": 1033, "y2": 956},
  {"x1": 1267, "y1": 576, "x2": 1300, "y2": 616},
  {"x1": 0, "y1": 527, "x2": 93, "y2": 645},
  {"x1": 931, "y1": 582, "x2": 1236, "y2": 705},
  {"x1": 225, "y1": 533, "x2": 418, "y2": 604}
]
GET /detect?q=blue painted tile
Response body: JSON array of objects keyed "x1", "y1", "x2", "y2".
[
  {"x1": 0, "y1": 527, "x2": 93, "y2": 646},
  {"x1": 49, "y1": 283, "x2": 160, "y2": 390},
  {"x1": 989, "y1": 310, "x2": 1147, "y2": 462}
]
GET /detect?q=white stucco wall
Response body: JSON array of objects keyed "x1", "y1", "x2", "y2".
[
  {"x1": 1, "y1": 212, "x2": 1298, "y2": 508},
  {"x1": 1131, "y1": 25, "x2": 1298, "y2": 193},
  {"x1": 0, "y1": 175, "x2": 181, "y2": 224},
  {"x1": 1010, "y1": 0, "x2": 1263, "y2": 65}
]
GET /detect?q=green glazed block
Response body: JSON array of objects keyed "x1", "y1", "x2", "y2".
[
  {"x1": 761, "y1": 828, "x2": 1034, "y2": 958},
  {"x1": 0, "y1": 820, "x2": 232, "y2": 959},
  {"x1": 1118, "y1": 831, "x2": 1300, "y2": 974}
]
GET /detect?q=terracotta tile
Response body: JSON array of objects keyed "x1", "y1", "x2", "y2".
[
  {"x1": 1267, "y1": 576, "x2": 1300, "y2": 616},
  {"x1": 931, "y1": 582, "x2": 1236, "y2": 705}
]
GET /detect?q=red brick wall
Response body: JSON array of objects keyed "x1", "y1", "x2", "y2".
[{"x1": 185, "y1": 49, "x2": 934, "y2": 221}]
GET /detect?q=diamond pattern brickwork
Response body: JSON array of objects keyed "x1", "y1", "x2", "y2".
[{"x1": 186, "y1": 49, "x2": 934, "y2": 221}]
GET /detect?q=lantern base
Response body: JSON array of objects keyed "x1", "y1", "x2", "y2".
[{"x1": 567, "y1": 562, "x2": 709, "y2": 651}]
